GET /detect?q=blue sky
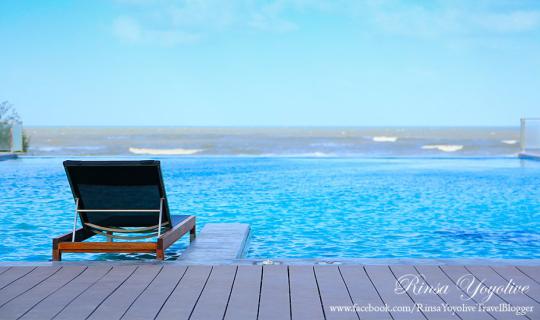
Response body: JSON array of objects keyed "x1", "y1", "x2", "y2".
[{"x1": 1, "y1": 0, "x2": 539, "y2": 126}]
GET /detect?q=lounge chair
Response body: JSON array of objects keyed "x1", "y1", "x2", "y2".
[{"x1": 52, "y1": 160, "x2": 196, "y2": 261}]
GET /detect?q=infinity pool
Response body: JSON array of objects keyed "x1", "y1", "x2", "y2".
[{"x1": 1, "y1": 157, "x2": 539, "y2": 261}]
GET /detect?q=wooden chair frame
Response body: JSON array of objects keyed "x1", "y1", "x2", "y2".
[
  {"x1": 52, "y1": 197, "x2": 196, "y2": 260},
  {"x1": 53, "y1": 216, "x2": 195, "y2": 261}
]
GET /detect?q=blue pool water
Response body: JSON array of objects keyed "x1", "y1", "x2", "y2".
[{"x1": 0, "y1": 157, "x2": 539, "y2": 261}]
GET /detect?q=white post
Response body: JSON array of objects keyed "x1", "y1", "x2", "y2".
[
  {"x1": 520, "y1": 118, "x2": 526, "y2": 152},
  {"x1": 72, "y1": 198, "x2": 79, "y2": 242},
  {"x1": 10, "y1": 122, "x2": 23, "y2": 152},
  {"x1": 157, "y1": 198, "x2": 164, "y2": 237}
]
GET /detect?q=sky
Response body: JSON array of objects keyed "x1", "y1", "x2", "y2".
[{"x1": 1, "y1": 0, "x2": 539, "y2": 127}]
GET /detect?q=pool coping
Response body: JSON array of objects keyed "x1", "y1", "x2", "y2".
[
  {"x1": 1, "y1": 258, "x2": 539, "y2": 267},
  {"x1": 519, "y1": 152, "x2": 540, "y2": 161},
  {"x1": 0, "y1": 153, "x2": 17, "y2": 161}
]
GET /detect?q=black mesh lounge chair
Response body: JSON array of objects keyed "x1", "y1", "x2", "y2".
[{"x1": 52, "y1": 160, "x2": 196, "y2": 261}]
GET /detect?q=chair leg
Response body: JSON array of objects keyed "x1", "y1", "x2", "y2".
[
  {"x1": 156, "y1": 248, "x2": 165, "y2": 260},
  {"x1": 190, "y1": 225, "x2": 196, "y2": 242},
  {"x1": 53, "y1": 248, "x2": 62, "y2": 261}
]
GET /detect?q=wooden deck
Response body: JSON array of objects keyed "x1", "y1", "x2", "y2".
[
  {"x1": 0, "y1": 264, "x2": 538, "y2": 319},
  {"x1": 178, "y1": 223, "x2": 250, "y2": 263}
]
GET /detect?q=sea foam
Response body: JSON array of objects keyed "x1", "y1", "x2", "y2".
[
  {"x1": 421, "y1": 145, "x2": 463, "y2": 152},
  {"x1": 129, "y1": 147, "x2": 203, "y2": 155},
  {"x1": 372, "y1": 136, "x2": 398, "y2": 142}
]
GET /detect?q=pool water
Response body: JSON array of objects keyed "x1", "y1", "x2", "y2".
[{"x1": 1, "y1": 157, "x2": 539, "y2": 261}]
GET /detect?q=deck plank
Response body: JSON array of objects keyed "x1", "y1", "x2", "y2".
[
  {"x1": 258, "y1": 265, "x2": 291, "y2": 320},
  {"x1": 0, "y1": 267, "x2": 35, "y2": 291},
  {"x1": 224, "y1": 265, "x2": 262, "y2": 320},
  {"x1": 88, "y1": 265, "x2": 162, "y2": 320},
  {"x1": 414, "y1": 266, "x2": 492, "y2": 320},
  {"x1": 289, "y1": 265, "x2": 325, "y2": 320},
  {"x1": 390, "y1": 265, "x2": 457, "y2": 320},
  {"x1": 156, "y1": 265, "x2": 212, "y2": 320},
  {"x1": 0, "y1": 267, "x2": 10, "y2": 276},
  {"x1": 492, "y1": 266, "x2": 540, "y2": 303},
  {"x1": 339, "y1": 266, "x2": 392, "y2": 320},
  {"x1": 53, "y1": 265, "x2": 137, "y2": 320},
  {"x1": 517, "y1": 267, "x2": 540, "y2": 285},
  {"x1": 441, "y1": 266, "x2": 525, "y2": 320},
  {"x1": 0, "y1": 266, "x2": 86, "y2": 320},
  {"x1": 121, "y1": 265, "x2": 187, "y2": 320},
  {"x1": 190, "y1": 265, "x2": 237, "y2": 320},
  {"x1": 365, "y1": 265, "x2": 426, "y2": 320},
  {"x1": 0, "y1": 266, "x2": 60, "y2": 308},
  {"x1": 314, "y1": 266, "x2": 358, "y2": 320},
  {"x1": 20, "y1": 266, "x2": 112, "y2": 320},
  {"x1": 466, "y1": 266, "x2": 539, "y2": 317}
]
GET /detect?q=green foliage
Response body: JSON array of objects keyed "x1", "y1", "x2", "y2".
[
  {"x1": 0, "y1": 101, "x2": 29, "y2": 152},
  {"x1": 0, "y1": 122, "x2": 9, "y2": 151},
  {"x1": 22, "y1": 131, "x2": 30, "y2": 152},
  {"x1": 0, "y1": 101, "x2": 21, "y2": 123}
]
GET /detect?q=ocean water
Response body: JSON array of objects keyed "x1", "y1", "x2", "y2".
[
  {"x1": 25, "y1": 126, "x2": 521, "y2": 157},
  {"x1": 0, "y1": 156, "x2": 539, "y2": 261}
]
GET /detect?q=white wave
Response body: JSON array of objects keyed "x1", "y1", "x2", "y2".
[
  {"x1": 66, "y1": 146, "x2": 104, "y2": 150},
  {"x1": 310, "y1": 152, "x2": 331, "y2": 157},
  {"x1": 34, "y1": 146, "x2": 104, "y2": 152},
  {"x1": 501, "y1": 140, "x2": 518, "y2": 145},
  {"x1": 259, "y1": 152, "x2": 333, "y2": 157},
  {"x1": 35, "y1": 146, "x2": 63, "y2": 152},
  {"x1": 129, "y1": 147, "x2": 203, "y2": 155},
  {"x1": 310, "y1": 142, "x2": 349, "y2": 147},
  {"x1": 372, "y1": 136, "x2": 398, "y2": 142},
  {"x1": 421, "y1": 145, "x2": 463, "y2": 152}
]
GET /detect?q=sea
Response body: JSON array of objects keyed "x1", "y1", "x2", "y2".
[
  {"x1": 3, "y1": 126, "x2": 540, "y2": 260},
  {"x1": 24, "y1": 126, "x2": 520, "y2": 157}
]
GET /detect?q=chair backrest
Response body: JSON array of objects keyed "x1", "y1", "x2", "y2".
[{"x1": 63, "y1": 160, "x2": 172, "y2": 228}]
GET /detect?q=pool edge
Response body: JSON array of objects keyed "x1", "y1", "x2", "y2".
[{"x1": 1, "y1": 258, "x2": 539, "y2": 267}]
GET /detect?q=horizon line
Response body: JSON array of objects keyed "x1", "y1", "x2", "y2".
[{"x1": 24, "y1": 124, "x2": 522, "y2": 129}]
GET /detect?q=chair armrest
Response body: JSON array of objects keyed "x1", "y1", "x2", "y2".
[
  {"x1": 53, "y1": 227, "x2": 95, "y2": 244},
  {"x1": 158, "y1": 215, "x2": 196, "y2": 250}
]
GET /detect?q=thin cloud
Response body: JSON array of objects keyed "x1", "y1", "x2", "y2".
[
  {"x1": 247, "y1": 0, "x2": 298, "y2": 32},
  {"x1": 475, "y1": 11, "x2": 540, "y2": 32},
  {"x1": 248, "y1": 13, "x2": 297, "y2": 32},
  {"x1": 111, "y1": 0, "x2": 302, "y2": 45},
  {"x1": 111, "y1": 0, "x2": 540, "y2": 45},
  {"x1": 112, "y1": 15, "x2": 200, "y2": 45},
  {"x1": 113, "y1": 16, "x2": 142, "y2": 42},
  {"x1": 365, "y1": 1, "x2": 540, "y2": 37}
]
